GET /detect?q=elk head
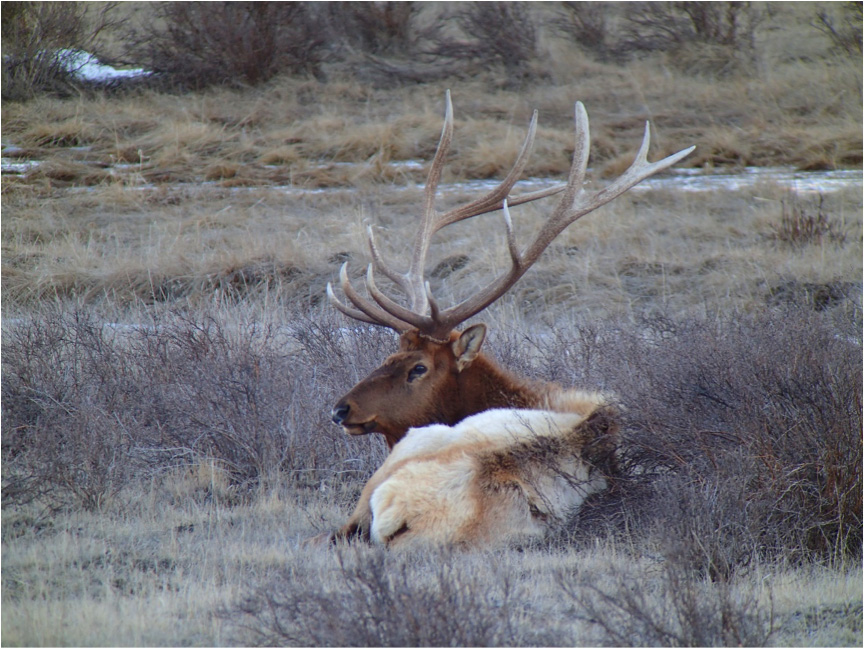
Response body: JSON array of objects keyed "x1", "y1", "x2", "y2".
[
  {"x1": 331, "y1": 326, "x2": 488, "y2": 449},
  {"x1": 328, "y1": 91, "x2": 694, "y2": 449}
]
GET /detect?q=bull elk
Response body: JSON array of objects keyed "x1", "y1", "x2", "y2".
[{"x1": 321, "y1": 92, "x2": 693, "y2": 544}]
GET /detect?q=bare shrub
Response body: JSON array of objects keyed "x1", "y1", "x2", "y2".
[
  {"x1": 648, "y1": 461, "x2": 764, "y2": 582},
  {"x1": 768, "y1": 194, "x2": 847, "y2": 247},
  {"x1": 318, "y1": 1, "x2": 453, "y2": 86},
  {"x1": 288, "y1": 315, "x2": 398, "y2": 389},
  {"x1": 130, "y1": 315, "x2": 303, "y2": 487},
  {"x1": 1, "y1": 305, "x2": 389, "y2": 511},
  {"x1": 130, "y1": 310, "x2": 392, "y2": 488},
  {"x1": 621, "y1": 1, "x2": 760, "y2": 51},
  {"x1": 1, "y1": 310, "x2": 144, "y2": 510},
  {"x1": 557, "y1": 557, "x2": 775, "y2": 647},
  {"x1": 555, "y1": 2, "x2": 614, "y2": 61},
  {"x1": 593, "y1": 310, "x2": 861, "y2": 564},
  {"x1": 813, "y1": 1, "x2": 863, "y2": 58},
  {"x1": 323, "y1": 2, "x2": 421, "y2": 56},
  {"x1": 495, "y1": 308, "x2": 861, "y2": 565},
  {"x1": 619, "y1": 2, "x2": 764, "y2": 75},
  {"x1": 3, "y1": 300, "x2": 859, "y2": 565},
  {"x1": 766, "y1": 280, "x2": 860, "y2": 313},
  {"x1": 123, "y1": 2, "x2": 328, "y2": 89},
  {"x1": 427, "y1": 2, "x2": 539, "y2": 79},
  {"x1": 232, "y1": 547, "x2": 563, "y2": 647},
  {"x1": 1, "y1": 1, "x2": 121, "y2": 100}
]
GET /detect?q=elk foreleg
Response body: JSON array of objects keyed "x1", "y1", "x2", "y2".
[
  {"x1": 331, "y1": 497, "x2": 373, "y2": 543},
  {"x1": 307, "y1": 468, "x2": 392, "y2": 545}
]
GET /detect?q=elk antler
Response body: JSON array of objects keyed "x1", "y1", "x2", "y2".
[{"x1": 328, "y1": 92, "x2": 695, "y2": 341}]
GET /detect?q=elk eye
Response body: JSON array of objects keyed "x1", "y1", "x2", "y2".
[{"x1": 407, "y1": 364, "x2": 427, "y2": 382}]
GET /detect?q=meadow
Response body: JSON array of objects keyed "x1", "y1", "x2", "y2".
[{"x1": 2, "y1": 3, "x2": 862, "y2": 646}]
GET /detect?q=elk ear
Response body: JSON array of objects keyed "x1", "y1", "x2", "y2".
[{"x1": 452, "y1": 324, "x2": 486, "y2": 372}]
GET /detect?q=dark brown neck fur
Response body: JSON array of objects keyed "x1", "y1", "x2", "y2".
[{"x1": 453, "y1": 353, "x2": 547, "y2": 419}]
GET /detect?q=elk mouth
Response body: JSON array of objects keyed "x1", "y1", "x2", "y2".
[{"x1": 342, "y1": 419, "x2": 379, "y2": 436}]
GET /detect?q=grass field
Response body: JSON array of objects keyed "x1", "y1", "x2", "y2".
[{"x1": 2, "y1": 3, "x2": 862, "y2": 646}]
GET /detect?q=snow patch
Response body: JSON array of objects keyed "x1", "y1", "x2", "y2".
[{"x1": 56, "y1": 49, "x2": 150, "y2": 83}]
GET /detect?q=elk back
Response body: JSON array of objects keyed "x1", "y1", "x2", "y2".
[{"x1": 368, "y1": 398, "x2": 618, "y2": 549}]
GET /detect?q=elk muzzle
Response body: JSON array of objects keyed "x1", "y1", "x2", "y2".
[{"x1": 331, "y1": 398, "x2": 379, "y2": 435}]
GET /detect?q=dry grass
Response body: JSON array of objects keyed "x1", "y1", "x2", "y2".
[
  {"x1": 2, "y1": 177, "x2": 859, "y2": 322},
  {"x1": 2, "y1": 52, "x2": 861, "y2": 186},
  {"x1": 768, "y1": 193, "x2": 848, "y2": 246},
  {"x1": 2, "y1": 17, "x2": 860, "y2": 313},
  {"x1": 2, "y1": 482, "x2": 860, "y2": 647}
]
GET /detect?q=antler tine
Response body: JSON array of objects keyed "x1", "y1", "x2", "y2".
[
  {"x1": 427, "y1": 102, "x2": 694, "y2": 332},
  {"x1": 327, "y1": 95, "x2": 693, "y2": 341},
  {"x1": 331, "y1": 263, "x2": 413, "y2": 332},
  {"x1": 501, "y1": 200, "x2": 520, "y2": 265},
  {"x1": 403, "y1": 96, "x2": 549, "y2": 317},
  {"x1": 326, "y1": 282, "x2": 377, "y2": 325},
  {"x1": 425, "y1": 281, "x2": 442, "y2": 323},
  {"x1": 365, "y1": 264, "x2": 428, "y2": 331},
  {"x1": 506, "y1": 183, "x2": 567, "y2": 208},
  {"x1": 435, "y1": 108, "x2": 540, "y2": 228},
  {"x1": 327, "y1": 91, "x2": 461, "y2": 331},
  {"x1": 422, "y1": 89, "x2": 455, "y2": 220},
  {"x1": 367, "y1": 225, "x2": 409, "y2": 292},
  {"x1": 587, "y1": 120, "x2": 695, "y2": 207}
]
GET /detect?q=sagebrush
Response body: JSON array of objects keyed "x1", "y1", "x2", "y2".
[{"x1": 3, "y1": 303, "x2": 860, "y2": 566}]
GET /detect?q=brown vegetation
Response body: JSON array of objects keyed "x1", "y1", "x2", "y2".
[
  {"x1": 123, "y1": 3, "x2": 328, "y2": 88},
  {"x1": 1, "y1": 1, "x2": 121, "y2": 99},
  {"x1": 2, "y1": 304, "x2": 860, "y2": 644},
  {"x1": 3, "y1": 305, "x2": 860, "y2": 558},
  {"x1": 769, "y1": 193, "x2": 848, "y2": 247}
]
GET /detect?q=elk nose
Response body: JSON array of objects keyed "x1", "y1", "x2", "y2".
[{"x1": 331, "y1": 403, "x2": 351, "y2": 425}]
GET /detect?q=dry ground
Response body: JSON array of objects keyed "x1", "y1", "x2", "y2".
[
  {"x1": 2, "y1": 50, "x2": 861, "y2": 312},
  {"x1": 2, "y1": 480, "x2": 861, "y2": 646}
]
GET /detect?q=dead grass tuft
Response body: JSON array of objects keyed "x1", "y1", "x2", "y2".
[
  {"x1": 203, "y1": 162, "x2": 240, "y2": 181},
  {"x1": 25, "y1": 117, "x2": 98, "y2": 147},
  {"x1": 768, "y1": 194, "x2": 848, "y2": 247},
  {"x1": 26, "y1": 160, "x2": 114, "y2": 186}
]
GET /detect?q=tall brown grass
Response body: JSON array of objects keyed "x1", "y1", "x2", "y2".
[
  {"x1": 2, "y1": 175, "x2": 860, "y2": 316},
  {"x1": 3, "y1": 15, "x2": 861, "y2": 190}
]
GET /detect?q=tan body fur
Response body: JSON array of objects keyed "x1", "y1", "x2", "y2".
[{"x1": 329, "y1": 390, "x2": 618, "y2": 548}]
